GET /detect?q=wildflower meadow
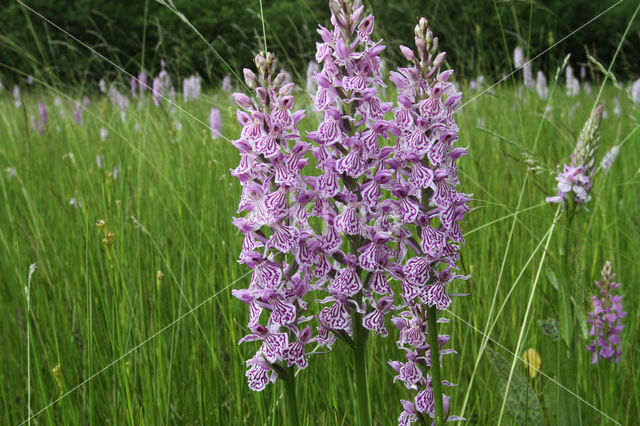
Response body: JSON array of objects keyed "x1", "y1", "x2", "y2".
[{"x1": 1, "y1": 0, "x2": 639, "y2": 425}]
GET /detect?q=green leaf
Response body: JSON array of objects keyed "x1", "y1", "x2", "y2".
[
  {"x1": 559, "y1": 293, "x2": 573, "y2": 347},
  {"x1": 486, "y1": 347, "x2": 544, "y2": 426},
  {"x1": 571, "y1": 297, "x2": 589, "y2": 340},
  {"x1": 538, "y1": 318, "x2": 559, "y2": 341},
  {"x1": 546, "y1": 269, "x2": 559, "y2": 291}
]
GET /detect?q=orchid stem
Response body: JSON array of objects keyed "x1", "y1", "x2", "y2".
[
  {"x1": 283, "y1": 367, "x2": 298, "y2": 425},
  {"x1": 427, "y1": 305, "x2": 445, "y2": 425},
  {"x1": 352, "y1": 311, "x2": 371, "y2": 426}
]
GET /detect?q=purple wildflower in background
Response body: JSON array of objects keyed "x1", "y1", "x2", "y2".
[
  {"x1": 305, "y1": 60, "x2": 320, "y2": 96},
  {"x1": 100, "y1": 126, "x2": 108, "y2": 141},
  {"x1": 138, "y1": 70, "x2": 148, "y2": 97},
  {"x1": 38, "y1": 101, "x2": 47, "y2": 127},
  {"x1": 513, "y1": 46, "x2": 524, "y2": 69},
  {"x1": 631, "y1": 78, "x2": 640, "y2": 104},
  {"x1": 566, "y1": 65, "x2": 580, "y2": 97},
  {"x1": 73, "y1": 102, "x2": 84, "y2": 125},
  {"x1": 130, "y1": 76, "x2": 137, "y2": 98},
  {"x1": 523, "y1": 60, "x2": 534, "y2": 89},
  {"x1": 152, "y1": 77, "x2": 162, "y2": 106},
  {"x1": 108, "y1": 86, "x2": 129, "y2": 120},
  {"x1": 222, "y1": 75, "x2": 232, "y2": 93},
  {"x1": 26, "y1": 75, "x2": 34, "y2": 85},
  {"x1": 547, "y1": 105, "x2": 603, "y2": 205},
  {"x1": 30, "y1": 101, "x2": 47, "y2": 134},
  {"x1": 183, "y1": 75, "x2": 202, "y2": 101},
  {"x1": 600, "y1": 145, "x2": 619, "y2": 173},
  {"x1": 83, "y1": 96, "x2": 90, "y2": 108},
  {"x1": 209, "y1": 106, "x2": 222, "y2": 139},
  {"x1": 152, "y1": 62, "x2": 176, "y2": 107},
  {"x1": 13, "y1": 86, "x2": 21, "y2": 108},
  {"x1": 536, "y1": 71, "x2": 548, "y2": 100},
  {"x1": 587, "y1": 261, "x2": 626, "y2": 364},
  {"x1": 99, "y1": 78, "x2": 107, "y2": 93}
]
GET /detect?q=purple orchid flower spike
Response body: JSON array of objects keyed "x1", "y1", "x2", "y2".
[
  {"x1": 547, "y1": 105, "x2": 603, "y2": 207},
  {"x1": 209, "y1": 106, "x2": 222, "y2": 139},
  {"x1": 230, "y1": 50, "x2": 321, "y2": 399},
  {"x1": 587, "y1": 261, "x2": 626, "y2": 364}
]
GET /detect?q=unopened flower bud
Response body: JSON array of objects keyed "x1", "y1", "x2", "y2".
[
  {"x1": 272, "y1": 72, "x2": 286, "y2": 88},
  {"x1": 254, "y1": 51, "x2": 266, "y2": 71},
  {"x1": 351, "y1": 5, "x2": 364, "y2": 25},
  {"x1": 256, "y1": 87, "x2": 268, "y2": 105},
  {"x1": 431, "y1": 51, "x2": 446, "y2": 70},
  {"x1": 399, "y1": 45, "x2": 415, "y2": 62},
  {"x1": 232, "y1": 92, "x2": 252, "y2": 108},
  {"x1": 429, "y1": 37, "x2": 439, "y2": 56},
  {"x1": 419, "y1": 17, "x2": 429, "y2": 34},
  {"x1": 279, "y1": 82, "x2": 295, "y2": 96},
  {"x1": 329, "y1": 0, "x2": 341, "y2": 16},
  {"x1": 243, "y1": 68, "x2": 257, "y2": 89}
]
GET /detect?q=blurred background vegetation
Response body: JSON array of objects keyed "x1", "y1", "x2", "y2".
[{"x1": 0, "y1": 0, "x2": 639, "y2": 87}]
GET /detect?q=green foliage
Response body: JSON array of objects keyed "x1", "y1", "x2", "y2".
[
  {"x1": 1, "y1": 0, "x2": 639, "y2": 86},
  {"x1": 1, "y1": 81, "x2": 638, "y2": 424},
  {"x1": 486, "y1": 347, "x2": 544, "y2": 426}
]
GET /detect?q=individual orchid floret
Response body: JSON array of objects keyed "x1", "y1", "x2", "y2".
[{"x1": 587, "y1": 261, "x2": 626, "y2": 364}]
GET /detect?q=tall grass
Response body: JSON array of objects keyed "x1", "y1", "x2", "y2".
[{"x1": 1, "y1": 80, "x2": 638, "y2": 424}]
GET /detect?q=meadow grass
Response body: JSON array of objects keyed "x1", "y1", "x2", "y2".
[{"x1": 0, "y1": 80, "x2": 638, "y2": 425}]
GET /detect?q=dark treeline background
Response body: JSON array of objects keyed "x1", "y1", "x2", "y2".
[{"x1": 1, "y1": 0, "x2": 638, "y2": 89}]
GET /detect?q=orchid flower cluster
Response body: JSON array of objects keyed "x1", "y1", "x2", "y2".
[
  {"x1": 183, "y1": 74, "x2": 202, "y2": 101},
  {"x1": 230, "y1": 1, "x2": 469, "y2": 423},
  {"x1": 586, "y1": 261, "x2": 626, "y2": 364},
  {"x1": 566, "y1": 65, "x2": 580, "y2": 97},
  {"x1": 384, "y1": 17, "x2": 469, "y2": 425},
  {"x1": 152, "y1": 61, "x2": 176, "y2": 107},
  {"x1": 547, "y1": 105, "x2": 602, "y2": 206},
  {"x1": 30, "y1": 100, "x2": 48, "y2": 134}
]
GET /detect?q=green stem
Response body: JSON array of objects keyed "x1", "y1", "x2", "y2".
[
  {"x1": 352, "y1": 311, "x2": 371, "y2": 426},
  {"x1": 283, "y1": 367, "x2": 298, "y2": 426},
  {"x1": 427, "y1": 305, "x2": 445, "y2": 425}
]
